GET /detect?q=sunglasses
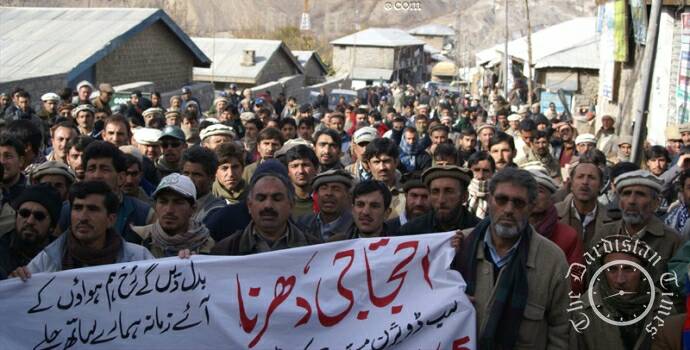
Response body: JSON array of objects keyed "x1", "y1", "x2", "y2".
[
  {"x1": 161, "y1": 141, "x2": 182, "y2": 149},
  {"x1": 492, "y1": 194, "x2": 528, "y2": 209},
  {"x1": 18, "y1": 208, "x2": 47, "y2": 221}
]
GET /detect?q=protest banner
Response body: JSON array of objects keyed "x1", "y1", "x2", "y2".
[{"x1": 0, "y1": 232, "x2": 475, "y2": 350}]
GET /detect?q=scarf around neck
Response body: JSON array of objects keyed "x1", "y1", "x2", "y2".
[
  {"x1": 62, "y1": 228, "x2": 122, "y2": 270},
  {"x1": 398, "y1": 137, "x2": 418, "y2": 172},
  {"x1": 467, "y1": 179, "x2": 489, "y2": 219},
  {"x1": 212, "y1": 179, "x2": 245, "y2": 203},
  {"x1": 150, "y1": 219, "x2": 210, "y2": 254},
  {"x1": 534, "y1": 205, "x2": 559, "y2": 238},
  {"x1": 456, "y1": 217, "x2": 531, "y2": 350}
]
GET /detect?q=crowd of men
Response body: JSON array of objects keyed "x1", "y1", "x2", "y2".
[{"x1": 2, "y1": 80, "x2": 690, "y2": 349}]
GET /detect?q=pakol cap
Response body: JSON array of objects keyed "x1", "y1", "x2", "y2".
[
  {"x1": 614, "y1": 170, "x2": 663, "y2": 193},
  {"x1": 353, "y1": 126, "x2": 378, "y2": 144},
  {"x1": 575, "y1": 133, "x2": 597, "y2": 145},
  {"x1": 311, "y1": 169, "x2": 354, "y2": 191},
  {"x1": 200, "y1": 124, "x2": 236, "y2": 140},
  {"x1": 134, "y1": 127, "x2": 163, "y2": 145},
  {"x1": 41, "y1": 92, "x2": 60, "y2": 102},
  {"x1": 30, "y1": 161, "x2": 77, "y2": 184},
  {"x1": 421, "y1": 165, "x2": 472, "y2": 188}
]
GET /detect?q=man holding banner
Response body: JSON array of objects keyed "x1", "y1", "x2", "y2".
[
  {"x1": 455, "y1": 167, "x2": 570, "y2": 349},
  {"x1": 10, "y1": 181, "x2": 154, "y2": 279}
]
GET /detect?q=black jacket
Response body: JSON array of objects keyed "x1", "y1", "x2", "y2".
[{"x1": 397, "y1": 207, "x2": 480, "y2": 236}]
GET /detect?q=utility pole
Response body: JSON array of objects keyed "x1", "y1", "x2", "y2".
[
  {"x1": 631, "y1": 0, "x2": 662, "y2": 164},
  {"x1": 525, "y1": 0, "x2": 533, "y2": 106},
  {"x1": 503, "y1": 0, "x2": 509, "y2": 98}
]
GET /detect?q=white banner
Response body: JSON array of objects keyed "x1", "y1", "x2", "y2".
[{"x1": 0, "y1": 232, "x2": 475, "y2": 350}]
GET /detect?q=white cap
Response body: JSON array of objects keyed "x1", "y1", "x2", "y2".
[
  {"x1": 353, "y1": 126, "x2": 378, "y2": 144},
  {"x1": 526, "y1": 167, "x2": 559, "y2": 193},
  {"x1": 76, "y1": 80, "x2": 94, "y2": 90},
  {"x1": 507, "y1": 113, "x2": 521, "y2": 122},
  {"x1": 240, "y1": 112, "x2": 256, "y2": 122},
  {"x1": 72, "y1": 104, "x2": 95, "y2": 117},
  {"x1": 153, "y1": 173, "x2": 197, "y2": 201},
  {"x1": 134, "y1": 127, "x2": 163, "y2": 145},
  {"x1": 575, "y1": 133, "x2": 597, "y2": 145},
  {"x1": 275, "y1": 138, "x2": 313, "y2": 157},
  {"x1": 200, "y1": 123, "x2": 236, "y2": 140},
  {"x1": 204, "y1": 117, "x2": 220, "y2": 124},
  {"x1": 41, "y1": 92, "x2": 60, "y2": 102},
  {"x1": 142, "y1": 107, "x2": 164, "y2": 118},
  {"x1": 119, "y1": 145, "x2": 143, "y2": 163}
]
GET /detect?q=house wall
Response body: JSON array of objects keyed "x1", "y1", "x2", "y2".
[
  {"x1": 94, "y1": 21, "x2": 194, "y2": 92},
  {"x1": 411, "y1": 35, "x2": 445, "y2": 50},
  {"x1": 303, "y1": 58, "x2": 326, "y2": 85},
  {"x1": 257, "y1": 51, "x2": 302, "y2": 86},
  {"x1": 332, "y1": 46, "x2": 395, "y2": 73},
  {"x1": 0, "y1": 74, "x2": 67, "y2": 108}
]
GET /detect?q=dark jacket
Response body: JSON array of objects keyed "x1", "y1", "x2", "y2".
[
  {"x1": 204, "y1": 201, "x2": 251, "y2": 242},
  {"x1": 211, "y1": 219, "x2": 321, "y2": 256},
  {"x1": 398, "y1": 207, "x2": 480, "y2": 236},
  {"x1": 385, "y1": 216, "x2": 403, "y2": 236},
  {"x1": 295, "y1": 212, "x2": 353, "y2": 241},
  {"x1": 328, "y1": 222, "x2": 392, "y2": 242},
  {"x1": 0, "y1": 230, "x2": 52, "y2": 279}
]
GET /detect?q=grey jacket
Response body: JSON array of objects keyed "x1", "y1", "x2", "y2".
[{"x1": 27, "y1": 231, "x2": 154, "y2": 273}]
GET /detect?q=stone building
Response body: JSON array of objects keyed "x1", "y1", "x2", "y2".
[
  {"x1": 330, "y1": 28, "x2": 426, "y2": 87},
  {"x1": 292, "y1": 51, "x2": 329, "y2": 85},
  {"x1": 192, "y1": 38, "x2": 304, "y2": 90},
  {"x1": 0, "y1": 7, "x2": 210, "y2": 98},
  {"x1": 408, "y1": 23, "x2": 455, "y2": 51}
]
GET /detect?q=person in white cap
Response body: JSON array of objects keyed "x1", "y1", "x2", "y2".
[
  {"x1": 506, "y1": 114, "x2": 521, "y2": 138},
  {"x1": 595, "y1": 170, "x2": 682, "y2": 285},
  {"x1": 142, "y1": 107, "x2": 164, "y2": 128},
  {"x1": 609, "y1": 135, "x2": 633, "y2": 164},
  {"x1": 575, "y1": 133, "x2": 597, "y2": 155},
  {"x1": 38, "y1": 93, "x2": 60, "y2": 122},
  {"x1": 595, "y1": 115, "x2": 618, "y2": 156},
  {"x1": 131, "y1": 173, "x2": 214, "y2": 258},
  {"x1": 133, "y1": 127, "x2": 163, "y2": 162},
  {"x1": 200, "y1": 124, "x2": 236, "y2": 152},
  {"x1": 206, "y1": 96, "x2": 228, "y2": 119},
  {"x1": 73, "y1": 104, "x2": 98, "y2": 138},
  {"x1": 345, "y1": 126, "x2": 379, "y2": 181},
  {"x1": 73, "y1": 80, "x2": 94, "y2": 106}
]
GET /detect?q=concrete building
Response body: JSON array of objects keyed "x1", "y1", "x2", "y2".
[
  {"x1": 408, "y1": 23, "x2": 455, "y2": 51},
  {"x1": 192, "y1": 38, "x2": 304, "y2": 90},
  {"x1": 0, "y1": 7, "x2": 211, "y2": 98},
  {"x1": 292, "y1": 50, "x2": 329, "y2": 85},
  {"x1": 330, "y1": 28, "x2": 426, "y2": 87}
]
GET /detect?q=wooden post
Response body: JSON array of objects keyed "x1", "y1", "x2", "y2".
[{"x1": 525, "y1": 0, "x2": 533, "y2": 106}]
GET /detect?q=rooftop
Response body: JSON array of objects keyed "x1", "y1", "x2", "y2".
[
  {"x1": 331, "y1": 27, "x2": 425, "y2": 47},
  {"x1": 408, "y1": 23, "x2": 455, "y2": 37}
]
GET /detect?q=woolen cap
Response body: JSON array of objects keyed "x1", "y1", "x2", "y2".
[
  {"x1": 353, "y1": 126, "x2": 378, "y2": 144},
  {"x1": 614, "y1": 170, "x2": 663, "y2": 193},
  {"x1": 142, "y1": 107, "x2": 164, "y2": 118},
  {"x1": 98, "y1": 83, "x2": 114, "y2": 93},
  {"x1": 153, "y1": 173, "x2": 197, "y2": 201},
  {"x1": 311, "y1": 169, "x2": 354, "y2": 191},
  {"x1": 679, "y1": 123, "x2": 690, "y2": 134},
  {"x1": 507, "y1": 114, "x2": 521, "y2": 122},
  {"x1": 240, "y1": 112, "x2": 256, "y2": 122},
  {"x1": 134, "y1": 127, "x2": 163, "y2": 145},
  {"x1": 40, "y1": 92, "x2": 60, "y2": 102},
  {"x1": 200, "y1": 123, "x2": 236, "y2": 140},
  {"x1": 274, "y1": 138, "x2": 313, "y2": 157},
  {"x1": 30, "y1": 161, "x2": 77, "y2": 184},
  {"x1": 575, "y1": 133, "x2": 597, "y2": 145},
  {"x1": 476, "y1": 123, "x2": 494, "y2": 134},
  {"x1": 421, "y1": 165, "x2": 472, "y2": 188},
  {"x1": 72, "y1": 104, "x2": 95, "y2": 116},
  {"x1": 617, "y1": 135, "x2": 633, "y2": 146},
  {"x1": 403, "y1": 178, "x2": 425, "y2": 192},
  {"x1": 527, "y1": 168, "x2": 558, "y2": 193}
]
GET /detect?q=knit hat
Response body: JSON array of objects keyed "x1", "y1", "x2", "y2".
[
  {"x1": 30, "y1": 161, "x2": 77, "y2": 184},
  {"x1": 311, "y1": 169, "x2": 354, "y2": 191},
  {"x1": 200, "y1": 124, "x2": 236, "y2": 141},
  {"x1": 240, "y1": 112, "x2": 256, "y2": 122},
  {"x1": 507, "y1": 114, "x2": 521, "y2": 122},
  {"x1": 11, "y1": 184, "x2": 62, "y2": 227},
  {"x1": 250, "y1": 159, "x2": 293, "y2": 192},
  {"x1": 614, "y1": 170, "x2": 663, "y2": 193},
  {"x1": 421, "y1": 165, "x2": 472, "y2": 188},
  {"x1": 679, "y1": 123, "x2": 690, "y2": 134},
  {"x1": 575, "y1": 133, "x2": 597, "y2": 145},
  {"x1": 527, "y1": 168, "x2": 559, "y2": 193}
]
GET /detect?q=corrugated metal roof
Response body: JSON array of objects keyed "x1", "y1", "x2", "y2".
[
  {"x1": 351, "y1": 67, "x2": 394, "y2": 81},
  {"x1": 292, "y1": 50, "x2": 328, "y2": 74},
  {"x1": 535, "y1": 38, "x2": 599, "y2": 70},
  {"x1": 475, "y1": 17, "x2": 597, "y2": 70},
  {"x1": 331, "y1": 28, "x2": 425, "y2": 47},
  {"x1": 0, "y1": 7, "x2": 210, "y2": 83},
  {"x1": 409, "y1": 23, "x2": 455, "y2": 37},
  {"x1": 192, "y1": 37, "x2": 303, "y2": 83}
]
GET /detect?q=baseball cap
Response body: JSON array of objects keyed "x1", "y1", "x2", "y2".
[
  {"x1": 153, "y1": 173, "x2": 197, "y2": 201},
  {"x1": 159, "y1": 125, "x2": 186, "y2": 141}
]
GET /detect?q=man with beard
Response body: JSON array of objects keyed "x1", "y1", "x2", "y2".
[
  {"x1": 467, "y1": 151, "x2": 495, "y2": 220},
  {"x1": 131, "y1": 174, "x2": 214, "y2": 258},
  {"x1": 576, "y1": 238, "x2": 669, "y2": 350},
  {"x1": 476, "y1": 124, "x2": 495, "y2": 152},
  {"x1": 211, "y1": 160, "x2": 321, "y2": 255},
  {"x1": 556, "y1": 154, "x2": 616, "y2": 250},
  {"x1": 488, "y1": 131, "x2": 517, "y2": 171},
  {"x1": 331, "y1": 180, "x2": 392, "y2": 240},
  {"x1": 385, "y1": 176, "x2": 430, "y2": 234},
  {"x1": 399, "y1": 165, "x2": 479, "y2": 235},
  {"x1": 313, "y1": 128, "x2": 343, "y2": 172},
  {"x1": 453, "y1": 167, "x2": 569, "y2": 349},
  {"x1": 156, "y1": 126, "x2": 187, "y2": 178},
  {"x1": 457, "y1": 128, "x2": 477, "y2": 165},
  {"x1": 0, "y1": 185, "x2": 62, "y2": 278},
  {"x1": 65, "y1": 136, "x2": 95, "y2": 182},
  {"x1": 527, "y1": 168, "x2": 584, "y2": 291},
  {"x1": 518, "y1": 130, "x2": 560, "y2": 180},
  {"x1": 594, "y1": 170, "x2": 681, "y2": 284},
  {"x1": 296, "y1": 169, "x2": 354, "y2": 241},
  {"x1": 280, "y1": 144, "x2": 318, "y2": 217},
  {"x1": 10, "y1": 181, "x2": 153, "y2": 279}
]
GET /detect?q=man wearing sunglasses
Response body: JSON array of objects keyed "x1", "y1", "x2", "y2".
[
  {"x1": 454, "y1": 167, "x2": 570, "y2": 349},
  {"x1": 398, "y1": 165, "x2": 479, "y2": 235},
  {"x1": 0, "y1": 184, "x2": 62, "y2": 279},
  {"x1": 156, "y1": 125, "x2": 188, "y2": 178}
]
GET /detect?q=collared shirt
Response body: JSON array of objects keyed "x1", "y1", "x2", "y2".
[
  {"x1": 316, "y1": 214, "x2": 348, "y2": 241},
  {"x1": 572, "y1": 201, "x2": 597, "y2": 229},
  {"x1": 483, "y1": 230, "x2": 522, "y2": 269},
  {"x1": 250, "y1": 225, "x2": 290, "y2": 253}
]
